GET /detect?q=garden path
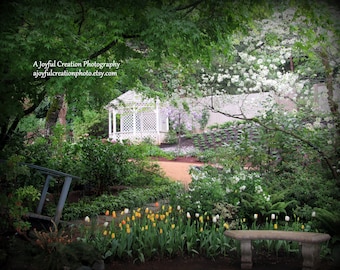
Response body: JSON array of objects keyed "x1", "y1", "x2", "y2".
[{"x1": 155, "y1": 159, "x2": 203, "y2": 188}]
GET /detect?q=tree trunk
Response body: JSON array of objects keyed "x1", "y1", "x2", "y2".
[
  {"x1": 320, "y1": 50, "x2": 340, "y2": 181},
  {"x1": 45, "y1": 95, "x2": 66, "y2": 136}
]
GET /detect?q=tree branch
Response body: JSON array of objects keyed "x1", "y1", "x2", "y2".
[
  {"x1": 174, "y1": 0, "x2": 204, "y2": 12},
  {"x1": 77, "y1": 0, "x2": 85, "y2": 35},
  {"x1": 253, "y1": 118, "x2": 338, "y2": 180},
  {"x1": 89, "y1": 39, "x2": 118, "y2": 60},
  {"x1": 88, "y1": 34, "x2": 140, "y2": 59},
  {"x1": 209, "y1": 106, "x2": 338, "y2": 181}
]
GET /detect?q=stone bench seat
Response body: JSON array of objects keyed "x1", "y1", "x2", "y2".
[{"x1": 224, "y1": 230, "x2": 331, "y2": 270}]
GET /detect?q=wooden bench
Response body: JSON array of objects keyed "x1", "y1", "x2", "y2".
[
  {"x1": 224, "y1": 230, "x2": 331, "y2": 270},
  {"x1": 1, "y1": 160, "x2": 80, "y2": 224}
]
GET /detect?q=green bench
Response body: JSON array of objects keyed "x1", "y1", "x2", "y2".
[{"x1": 224, "y1": 230, "x2": 331, "y2": 270}]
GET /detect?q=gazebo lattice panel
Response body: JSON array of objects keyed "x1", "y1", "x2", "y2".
[{"x1": 106, "y1": 90, "x2": 169, "y2": 144}]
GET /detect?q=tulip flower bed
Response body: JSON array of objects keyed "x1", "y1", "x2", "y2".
[
  {"x1": 76, "y1": 204, "x2": 326, "y2": 265},
  {"x1": 79, "y1": 205, "x2": 233, "y2": 263}
]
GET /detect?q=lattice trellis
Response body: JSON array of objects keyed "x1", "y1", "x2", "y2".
[{"x1": 106, "y1": 91, "x2": 169, "y2": 144}]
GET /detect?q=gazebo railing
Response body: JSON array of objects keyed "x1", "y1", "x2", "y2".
[{"x1": 109, "y1": 131, "x2": 168, "y2": 144}]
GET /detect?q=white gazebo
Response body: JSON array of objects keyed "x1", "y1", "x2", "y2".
[{"x1": 106, "y1": 90, "x2": 169, "y2": 144}]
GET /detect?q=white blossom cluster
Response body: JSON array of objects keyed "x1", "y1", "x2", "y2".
[
  {"x1": 190, "y1": 167, "x2": 271, "y2": 205},
  {"x1": 228, "y1": 171, "x2": 270, "y2": 202},
  {"x1": 196, "y1": 6, "x2": 339, "y2": 117}
]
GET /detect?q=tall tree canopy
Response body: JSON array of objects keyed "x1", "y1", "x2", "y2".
[{"x1": 0, "y1": 0, "x2": 270, "y2": 152}]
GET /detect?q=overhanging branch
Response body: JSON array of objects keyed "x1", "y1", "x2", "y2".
[
  {"x1": 210, "y1": 106, "x2": 338, "y2": 180},
  {"x1": 174, "y1": 0, "x2": 204, "y2": 12},
  {"x1": 88, "y1": 34, "x2": 140, "y2": 60}
]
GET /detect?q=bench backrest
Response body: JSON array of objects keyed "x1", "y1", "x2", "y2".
[{"x1": 224, "y1": 230, "x2": 331, "y2": 243}]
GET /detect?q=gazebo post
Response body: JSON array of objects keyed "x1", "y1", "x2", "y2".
[
  {"x1": 108, "y1": 109, "x2": 112, "y2": 137},
  {"x1": 155, "y1": 100, "x2": 160, "y2": 144},
  {"x1": 113, "y1": 111, "x2": 116, "y2": 133}
]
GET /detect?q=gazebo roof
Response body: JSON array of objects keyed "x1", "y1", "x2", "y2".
[{"x1": 106, "y1": 90, "x2": 157, "y2": 110}]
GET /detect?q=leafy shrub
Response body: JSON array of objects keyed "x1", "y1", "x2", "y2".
[
  {"x1": 72, "y1": 109, "x2": 107, "y2": 140},
  {"x1": 266, "y1": 166, "x2": 340, "y2": 220},
  {"x1": 184, "y1": 166, "x2": 273, "y2": 220},
  {"x1": 22, "y1": 125, "x2": 84, "y2": 178},
  {"x1": 0, "y1": 156, "x2": 38, "y2": 233},
  {"x1": 78, "y1": 137, "x2": 167, "y2": 193},
  {"x1": 57, "y1": 182, "x2": 180, "y2": 221}
]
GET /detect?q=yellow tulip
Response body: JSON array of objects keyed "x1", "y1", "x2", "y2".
[
  {"x1": 171, "y1": 224, "x2": 175, "y2": 229},
  {"x1": 112, "y1": 211, "x2": 116, "y2": 218},
  {"x1": 274, "y1": 224, "x2": 278, "y2": 230},
  {"x1": 159, "y1": 228, "x2": 163, "y2": 234},
  {"x1": 111, "y1": 232, "x2": 115, "y2": 239},
  {"x1": 126, "y1": 227, "x2": 131, "y2": 234},
  {"x1": 301, "y1": 224, "x2": 305, "y2": 230},
  {"x1": 103, "y1": 230, "x2": 108, "y2": 236}
]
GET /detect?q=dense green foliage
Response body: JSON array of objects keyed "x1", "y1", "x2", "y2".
[
  {"x1": 1, "y1": 0, "x2": 340, "y2": 268},
  {"x1": 0, "y1": 0, "x2": 270, "y2": 152}
]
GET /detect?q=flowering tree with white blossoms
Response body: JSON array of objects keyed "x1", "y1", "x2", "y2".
[{"x1": 192, "y1": 3, "x2": 340, "y2": 181}]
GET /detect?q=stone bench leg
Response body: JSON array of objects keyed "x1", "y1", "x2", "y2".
[
  {"x1": 240, "y1": 240, "x2": 253, "y2": 269},
  {"x1": 301, "y1": 243, "x2": 321, "y2": 270}
]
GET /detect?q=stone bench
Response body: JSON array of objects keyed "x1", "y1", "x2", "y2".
[{"x1": 224, "y1": 230, "x2": 331, "y2": 270}]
